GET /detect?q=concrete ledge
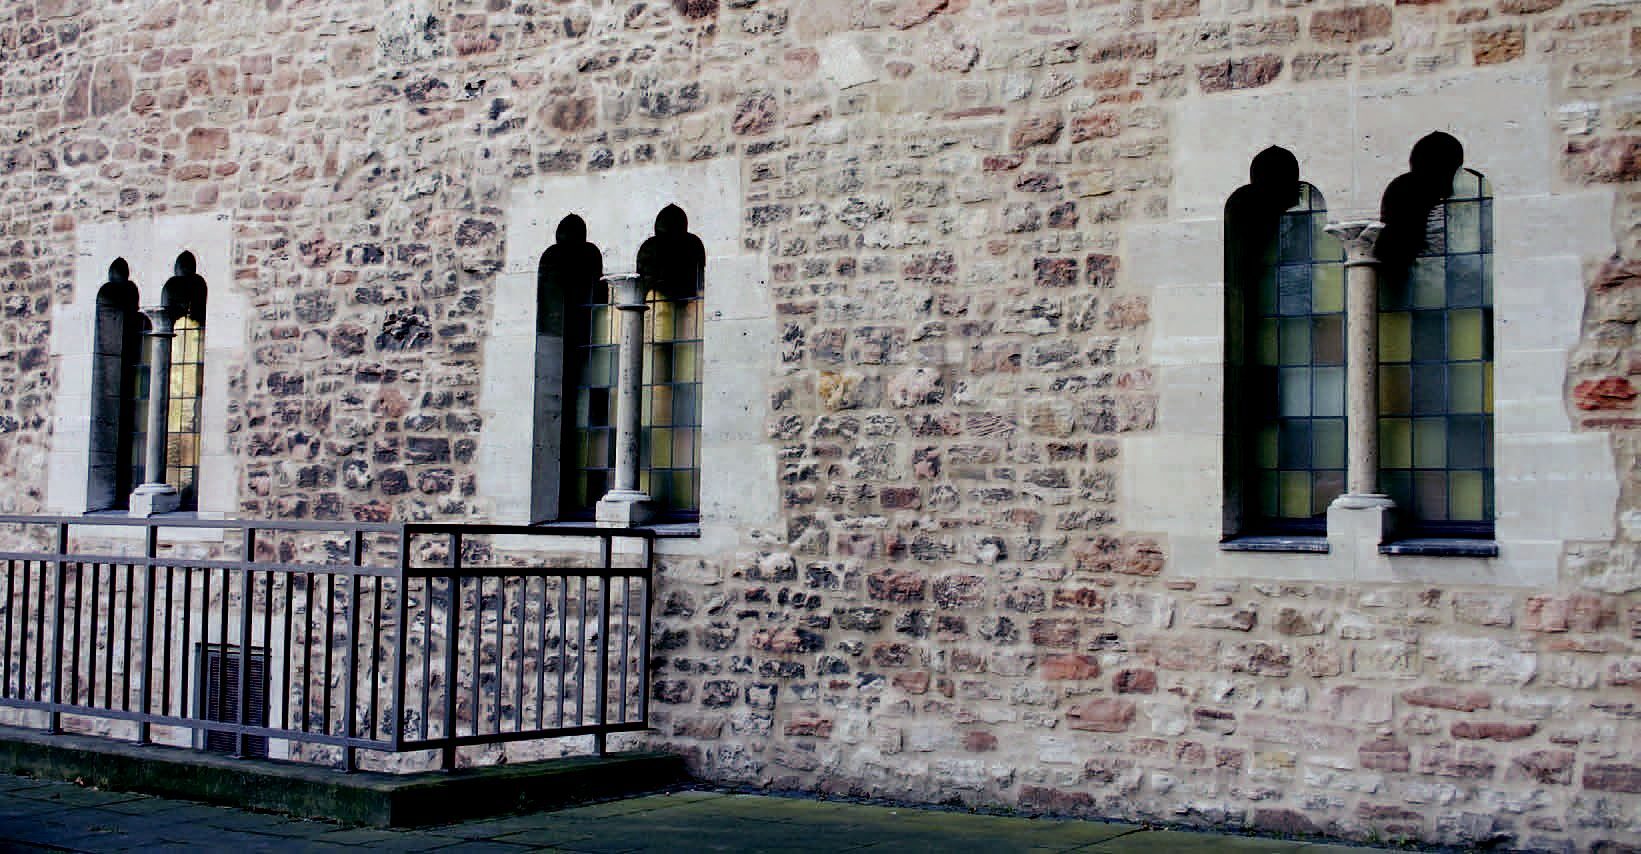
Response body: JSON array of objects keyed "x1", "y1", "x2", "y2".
[{"x1": 0, "y1": 726, "x2": 689, "y2": 827}]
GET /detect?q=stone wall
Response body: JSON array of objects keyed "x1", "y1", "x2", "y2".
[{"x1": 0, "y1": 0, "x2": 1636, "y2": 850}]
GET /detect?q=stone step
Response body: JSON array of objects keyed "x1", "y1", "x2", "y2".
[{"x1": 0, "y1": 725, "x2": 689, "y2": 827}]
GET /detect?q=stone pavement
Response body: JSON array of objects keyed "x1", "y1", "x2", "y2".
[{"x1": 0, "y1": 773, "x2": 1391, "y2": 852}]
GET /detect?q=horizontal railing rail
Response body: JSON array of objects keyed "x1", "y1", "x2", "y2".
[{"x1": 0, "y1": 516, "x2": 654, "y2": 772}]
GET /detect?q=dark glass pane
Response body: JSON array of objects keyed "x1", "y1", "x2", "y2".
[
  {"x1": 1313, "y1": 315, "x2": 1344, "y2": 364},
  {"x1": 1448, "y1": 416, "x2": 1487, "y2": 469},
  {"x1": 1278, "y1": 214, "x2": 1309, "y2": 262},
  {"x1": 1412, "y1": 312, "x2": 1445, "y2": 361},
  {"x1": 1414, "y1": 471, "x2": 1447, "y2": 521},
  {"x1": 1278, "y1": 420, "x2": 1311, "y2": 469},
  {"x1": 1448, "y1": 253, "x2": 1484, "y2": 307},
  {"x1": 1278, "y1": 265, "x2": 1311, "y2": 315},
  {"x1": 1412, "y1": 364, "x2": 1446, "y2": 413}
]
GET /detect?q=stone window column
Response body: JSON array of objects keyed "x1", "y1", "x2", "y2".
[
  {"x1": 1323, "y1": 220, "x2": 1396, "y2": 539},
  {"x1": 129, "y1": 304, "x2": 180, "y2": 517},
  {"x1": 595, "y1": 274, "x2": 654, "y2": 527}
]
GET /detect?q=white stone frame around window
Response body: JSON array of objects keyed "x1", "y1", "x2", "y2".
[
  {"x1": 480, "y1": 159, "x2": 776, "y2": 555},
  {"x1": 1121, "y1": 68, "x2": 1620, "y2": 587},
  {"x1": 46, "y1": 213, "x2": 244, "y2": 521}
]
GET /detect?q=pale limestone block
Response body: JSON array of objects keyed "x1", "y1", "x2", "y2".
[
  {"x1": 819, "y1": 34, "x2": 879, "y2": 91},
  {"x1": 1354, "y1": 68, "x2": 1553, "y2": 202},
  {"x1": 1123, "y1": 219, "x2": 1220, "y2": 289},
  {"x1": 1155, "y1": 363, "x2": 1222, "y2": 437},
  {"x1": 706, "y1": 254, "x2": 772, "y2": 322},
  {"x1": 1169, "y1": 84, "x2": 1356, "y2": 218},
  {"x1": 1494, "y1": 190, "x2": 1616, "y2": 260},
  {"x1": 1151, "y1": 282, "x2": 1224, "y2": 367},
  {"x1": 1493, "y1": 348, "x2": 1572, "y2": 435},
  {"x1": 1494, "y1": 256, "x2": 1585, "y2": 353},
  {"x1": 1496, "y1": 432, "x2": 1618, "y2": 542},
  {"x1": 1121, "y1": 434, "x2": 1220, "y2": 535},
  {"x1": 489, "y1": 272, "x2": 536, "y2": 337}
]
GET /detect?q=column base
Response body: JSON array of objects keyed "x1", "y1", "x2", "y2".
[
  {"x1": 128, "y1": 484, "x2": 180, "y2": 518},
  {"x1": 1326, "y1": 493, "x2": 1396, "y2": 545},
  {"x1": 596, "y1": 490, "x2": 654, "y2": 528}
]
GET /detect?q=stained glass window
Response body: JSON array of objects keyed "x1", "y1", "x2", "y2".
[
  {"x1": 165, "y1": 314, "x2": 205, "y2": 510},
  {"x1": 1378, "y1": 169, "x2": 1493, "y2": 533},
  {"x1": 1242, "y1": 184, "x2": 1347, "y2": 532},
  {"x1": 564, "y1": 278, "x2": 703, "y2": 521}
]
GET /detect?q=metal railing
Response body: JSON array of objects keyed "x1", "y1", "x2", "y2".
[{"x1": 0, "y1": 516, "x2": 654, "y2": 771}]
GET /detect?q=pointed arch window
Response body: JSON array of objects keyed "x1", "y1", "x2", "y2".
[
  {"x1": 1378, "y1": 134, "x2": 1493, "y2": 536},
  {"x1": 88, "y1": 260, "x2": 142, "y2": 511},
  {"x1": 157, "y1": 253, "x2": 208, "y2": 512},
  {"x1": 1225, "y1": 148, "x2": 1346, "y2": 535},
  {"x1": 636, "y1": 205, "x2": 705, "y2": 521},
  {"x1": 537, "y1": 215, "x2": 604, "y2": 521}
]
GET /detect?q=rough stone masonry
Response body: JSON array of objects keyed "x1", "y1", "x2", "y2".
[{"x1": 0, "y1": 0, "x2": 1638, "y2": 851}]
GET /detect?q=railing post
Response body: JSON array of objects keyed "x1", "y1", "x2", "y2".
[
  {"x1": 441, "y1": 531, "x2": 462, "y2": 772},
  {"x1": 639, "y1": 534, "x2": 653, "y2": 728},
  {"x1": 47, "y1": 523, "x2": 67, "y2": 734},
  {"x1": 236, "y1": 528, "x2": 256, "y2": 758},
  {"x1": 391, "y1": 526, "x2": 410, "y2": 752},
  {"x1": 341, "y1": 530, "x2": 363, "y2": 772},
  {"x1": 594, "y1": 536, "x2": 611, "y2": 756},
  {"x1": 137, "y1": 525, "x2": 158, "y2": 745}
]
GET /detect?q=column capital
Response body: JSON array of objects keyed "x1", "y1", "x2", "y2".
[
  {"x1": 138, "y1": 304, "x2": 180, "y2": 335},
  {"x1": 1323, "y1": 220, "x2": 1385, "y2": 265},
  {"x1": 603, "y1": 273, "x2": 648, "y2": 311}
]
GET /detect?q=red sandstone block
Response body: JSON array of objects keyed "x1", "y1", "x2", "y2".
[
  {"x1": 1068, "y1": 698, "x2": 1137, "y2": 732},
  {"x1": 1452, "y1": 721, "x2": 1538, "y2": 741},
  {"x1": 1041, "y1": 654, "x2": 1101, "y2": 680},
  {"x1": 1403, "y1": 686, "x2": 1493, "y2": 711},
  {"x1": 1583, "y1": 763, "x2": 1641, "y2": 793},
  {"x1": 1114, "y1": 668, "x2": 1157, "y2": 694},
  {"x1": 785, "y1": 712, "x2": 833, "y2": 738}
]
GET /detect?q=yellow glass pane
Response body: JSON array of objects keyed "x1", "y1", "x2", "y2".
[
  {"x1": 1280, "y1": 471, "x2": 1310, "y2": 518},
  {"x1": 1380, "y1": 312, "x2": 1412, "y2": 363},
  {"x1": 675, "y1": 343, "x2": 701, "y2": 382},
  {"x1": 1450, "y1": 471, "x2": 1485, "y2": 521},
  {"x1": 1381, "y1": 418, "x2": 1412, "y2": 469},
  {"x1": 1312, "y1": 264, "x2": 1344, "y2": 314},
  {"x1": 651, "y1": 430, "x2": 672, "y2": 468},
  {"x1": 1449, "y1": 309, "x2": 1485, "y2": 361},
  {"x1": 1257, "y1": 424, "x2": 1279, "y2": 470},
  {"x1": 590, "y1": 308, "x2": 613, "y2": 345},
  {"x1": 1450, "y1": 364, "x2": 1485, "y2": 414},
  {"x1": 1484, "y1": 362, "x2": 1494, "y2": 413},
  {"x1": 1414, "y1": 419, "x2": 1447, "y2": 469}
]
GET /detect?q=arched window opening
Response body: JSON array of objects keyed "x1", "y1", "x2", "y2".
[
  {"x1": 88, "y1": 259, "x2": 142, "y2": 511},
  {"x1": 541, "y1": 215, "x2": 606, "y2": 520},
  {"x1": 636, "y1": 204, "x2": 705, "y2": 521},
  {"x1": 1224, "y1": 148, "x2": 1346, "y2": 536},
  {"x1": 1378, "y1": 133, "x2": 1493, "y2": 536},
  {"x1": 161, "y1": 252, "x2": 208, "y2": 511}
]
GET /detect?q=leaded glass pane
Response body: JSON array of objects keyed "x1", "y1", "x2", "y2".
[{"x1": 1378, "y1": 168, "x2": 1494, "y2": 533}]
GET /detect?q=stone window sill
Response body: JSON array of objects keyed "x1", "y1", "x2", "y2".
[
  {"x1": 536, "y1": 520, "x2": 701, "y2": 539},
  {"x1": 1379, "y1": 538, "x2": 1499, "y2": 558},
  {"x1": 1219, "y1": 535, "x2": 1329, "y2": 554}
]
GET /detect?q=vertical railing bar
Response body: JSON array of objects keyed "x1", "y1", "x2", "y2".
[
  {"x1": 235, "y1": 528, "x2": 256, "y2": 758},
  {"x1": 280, "y1": 571, "x2": 293, "y2": 732},
  {"x1": 493, "y1": 574, "x2": 505, "y2": 736},
  {"x1": 18, "y1": 559, "x2": 31, "y2": 701},
  {"x1": 301, "y1": 571, "x2": 314, "y2": 733},
  {"x1": 371, "y1": 570, "x2": 383, "y2": 743},
  {"x1": 34, "y1": 560, "x2": 47, "y2": 703},
  {"x1": 88, "y1": 564, "x2": 101, "y2": 708},
  {"x1": 48, "y1": 524, "x2": 68, "y2": 733},
  {"x1": 420, "y1": 576, "x2": 432, "y2": 743},
  {"x1": 255, "y1": 568, "x2": 269, "y2": 732},
  {"x1": 620, "y1": 574, "x2": 631, "y2": 723},
  {"x1": 441, "y1": 532, "x2": 462, "y2": 771},
  {"x1": 321, "y1": 571, "x2": 335, "y2": 741},
  {"x1": 469, "y1": 575, "x2": 481, "y2": 739},
  {"x1": 556, "y1": 574, "x2": 567, "y2": 730},
  {"x1": 535, "y1": 575, "x2": 547, "y2": 732},
  {"x1": 158, "y1": 566, "x2": 169, "y2": 717},
  {"x1": 3, "y1": 559, "x2": 14, "y2": 698},
  {"x1": 69, "y1": 561, "x2": 82, "y2": 707},
  {"x1": 341, "y1": 530, "x2": 362, "y2": 772},
  {"x1": 595, "y1": 561, "x2": 611, "y2": 756},
  {"x1": 213, "y1": 565, "x2": 228, "y2": 745},
  {"x1": 138, "y1": 526, "x2": 158, "y2": 744},
  {"x1": 121, "y1": 562, "x2": 134, "y2": 712},
  {"x1": 639, "y1": 535, "x2": 653, "y2": 726},
  {"x1": 513, "y1": 577, "x2": 524, "y2": 735},
  {"x1": 575, "y1": 574, "x2": 587, "y2": 728},
  {"x1": 391, "y1": 527, "x2": 410, "y2": 751},
  {"x1": 179, "y1": 567, "x2": 193, "y2": 732}
]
